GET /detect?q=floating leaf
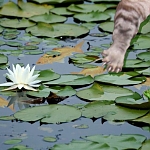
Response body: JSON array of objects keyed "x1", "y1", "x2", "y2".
[
  {"x1": 74, "y1": 124, "x2": 89, "y2": 129},
  {"x1": 94, "y1": 72, "x2": 146, "y2": 85},
  {"x1": 0, "y1": 18, "x2": 36, "y2": 28},
  {"x1": 0, "y1": 1, "x2": 53, "y2": 18},
  {"x1": 37, "y1": 41, "x2": 84, "y2": 64},
  {"x1": 6, "y1": 41, "x2": 22, "y2": 47},
  {"x1": 67, "y1": 4, "x2": 107, "y2": 13},
  {"x1": 99, "y1": 21, "x2": 114, "y2": 32},
  {"x1": 74, "y1": 11, "x2": 110, "y2": 22},
  {"x1": 0, "y1": 116, "x2": 15, "y2": 121},
  {"x1": 137, "y1": 52, "x2": 150, "y2": 61},
  {"x1": 26, "y1": 22, "x2": 89, "y2": 38},
  {"x1": 37, "y1": 69, "x2": 60, "y2": 82},
  {"x1": 43, "y1": 137, "x2": 57, "y2": 142},
  {"x1": 81, "y1": 23, "x2": 97, "y2": 30},
  {"x1": 81, "y1": 101, "x2": 148, "y2": 121},
  {"x1": 29, "y1": 13, "x2": 66, "y2": 24},
  {"x1": 4, "y1": 139, "x2": 22, "y2": 145},
  {"x1": 77, "y1": 82, "x2": 133, "y2": 101},
  {"x1": 14, "y1": 104, "x2": 81, "y2": 123},
  {"x1": 50, "y1": 7, "x2": 74, "y2": 16},
  {"x1": 44, "y1": 74, "x2": 94, "y2": 86},
  {"x1": 24, "y1": 50, "x2": 43, "y2": 55},
  {"x1": 0, "y1": 54, "x2": 8, "y2": 64},
  {"x1": 133, "y1": 112, "x2": 150, "y2": 124},
  {"x1": 141, "y1": 140, "x2": 150, "y2": 150}
]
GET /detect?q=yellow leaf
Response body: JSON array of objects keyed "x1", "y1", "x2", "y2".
[
  {"x1": 37, "y1": 41, "x2": 84, "y2": 64},
  {"x1": 0, "y1": 97, "x2": 14, "y2": 111},
  {"x1": 71, "y1": 66, "x2": 105, "y2": 77}
]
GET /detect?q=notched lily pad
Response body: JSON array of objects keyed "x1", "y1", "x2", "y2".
[
  {"x1": 14, "y1": 104, "x2": 81, "y2": 123},
  {"x1": 26, "y1": 22, "x2": 89, "y2": 38}
]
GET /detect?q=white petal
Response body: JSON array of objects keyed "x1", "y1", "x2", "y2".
[
  {"x1": 1, "y1": 85, "x2": 18, "y2": 91},
  {"x1": 0, "y1": 82, "x2": 15, "y2": 86},
  {"x1": 24, "y1": 85, "x2": 38, "y2": 91},
  {"x1": 26, "y1": 74, "x2": 40, "y2": 84},
  {"x1": 29, "y1": 80, "x2": 41, "y2": 85},
  {"x1": 17, "y1": 84, "x2": 24, "y2": 89},
  {"x1": 29, "y1": 83, "x2": 40, "y2": 87}
]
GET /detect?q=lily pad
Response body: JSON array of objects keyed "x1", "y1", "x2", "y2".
[
  {"x1": 44, "y1": 74, "x2": 94, "y2": 86},
  {"x1": 0, "y1": 1, "x2": 53, "y2": 18},
  {"x1": 50, "y1": 7, "x2": 74, "y2": 16},
  {"x1": 99, "y1": 21, "x2": 114, "y2": 32},
  {"x1": 74, "y1": 11, "x2": 110, "y2": 22},
  {"x1": 81, "y1": 101, "x2": 148, "y2": 121},
  {"x1": 28, "y1": 0, "x2": 83, "y2": 4},
  {"x1": 4, "y1": 139, "x2": 22, "y2": 145},
  {"x1": 24, "y1": 50, "x2": 43, "y2": 55},
  {"x1": 43, "y1": 137, "x2": 57, "y2": 142},
  {"x1": 0, "y1": 18, "x2": 36, "y2": 28},
  {"x1": 133, "y1": 112, "x2": 150, "y2": 124},
  {"x1": 67, "y1": 4, "x2": 107, "y2": 13},
  {"x1": 14, "y1": 104, "x2": 81, "y2": 123},
  {"x1": 137, "y1": 52, "x2": 150, "y2": 61},
  {"x1": 26, "y1": 22, "x2": 89, "y2": 38},
  {"x1": 6, "y1": 41, "x2": 22, "y2": 47},
  {"x1": 0, "y1": 54, "x2": 8, "y2": 64},
  {"x1": 29, "y1": 13, "x2": 66, "y2": 24},
  {"x1": 37, "y1": 69, "x2": 60, "y2": 82},
  {"x1": 77, "y1": 82, "x2": 133, "y2": 101},
  {"x1": 94, "y1": 72, "x2": 146, "y2": 85}
]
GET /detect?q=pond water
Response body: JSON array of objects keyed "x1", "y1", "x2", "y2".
[{"x1": 0, "y1": 0, "x2": 150, "y2": 150}]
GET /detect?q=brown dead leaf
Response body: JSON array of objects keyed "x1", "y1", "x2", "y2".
[
  {"x1": 0, "y1": 97, "x2": 14, "y2": 111},
  {"x1": 37, "y1": 41, "x2": 84, "y2": 64},
  {"x1": 71, "y1": 66, "x2": 105, "y2": 77},
  {"x1": 135, "y1": 77, "x2": 150, "y2": 90}
]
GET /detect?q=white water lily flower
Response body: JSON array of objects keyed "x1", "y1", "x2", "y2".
[{"x1": 0, "y1": 64, "x2": 41, "y2": 91}]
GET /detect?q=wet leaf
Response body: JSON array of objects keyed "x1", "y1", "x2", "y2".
[
  {"x1": 81, "y1": 101, "x2": 148, "y2": 121},
  {"x1": 0, "y1": 116, "x2": 15, "y2": 121},
  {"x1": 0, "y1": 1, "x2": 53, "y2": 18},
  {"x1": 24, "y1": 50, "x2": 43, "y2": 55},
  {"x1": 4, "y1": 139, "x2": 22, "y2": 145},
  {"x1": 137, "y1": 51, "x2": 150, "y2": 61},
  {"x1": 94, "y1": 72, "x2": 146, "y2": 85},
  {"x1": 14, "y1": 104, "x2": 81, "y2": 123},
  {"x1": 37, "y1": 41, "x2": 84, "y2": 64},
  {"x1": 0, "y1": 18, "x2": 36, "y2": 28},
  {"x1": 77, "y1": 82, "x2": 133, "y2": 101},
  {"x1": 99, "y1": 21, "x2": 114, "y2": 33},
  {"x1": 0, "y1": 53, "x2": 7, "y2": 64},
  {"x1": 50, "y1": 7, "x2": 74, "y2": 16},
  {"x1": 44, "y1": 74, "x2": 94, "y2": 86},
  {"x1": 81, "y1": 23, "x2": 97, "y2": 30},
  {"x1": 29, "y1": 13, "x2": 66, "y2": 24},
  {"x1": 133, "y1": 112, "x2": 150, "y2": 124},
  {"x1": 67, "y1": 4, "x2": 107, "y2": 13},
  {"x1": 43, "y1": 137, "x2": 57, "y2": 142},
  {"x1": 74, "y1": 124, "x2": 89, "y2": 129},
  {"x1": 6, "y1": 41, "x2": 22, "y2": 47},
  {"x1": 140, "y1": 140, "x2": 150, "y2": 150},
  {"x1": 26, "y1": 22, "x2": 89, "y2": 38},
  {"x1": 37, "y1": 69, "x2": 60, "y2": 82},
  {"x1": 74, "y1": 11, "x2": 110, "y2": 22}
]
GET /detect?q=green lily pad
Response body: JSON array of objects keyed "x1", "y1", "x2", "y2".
[
  {"x1": 43, "y1": 137, "x2": 57, "y2": 142},
  {"x1": 6, "y1": 41, "x2": 22, "y2": 47},
  {"x1": 81, "y1": 101, "x2": 148, "y2": 121},
  {"x1": 11, "y1": 145, "x2": 33, "y2": 150},
  {"x1": 0, "y1": 1, "x2": 53, "y2": 18},
  {"x1": 44, "y1": 74, "x2": 94, "y2": 86},
  {"x1": 74, "y1": 11, "x2": 110, "y2": 22},
  {"x1": 50, "y1": 7, "x2": 74, "y2": 16},
  {"x1": 124, "y1": 59, "x2": 150, "y2": 68},
  {"x1": 0, "y1": 54, "x2": 8, "y2": 64},
  {"x1": 26, "y1": 22, "x2": 89, "y2": 38},
  {"x1": 82, "y1": 134, "x2": 146, "y2": 150},
  {"x1": 14, "y1": 104, "x2": 81, "y2": 123},
  {"x1": 77, "y1": 82, "x2": 133, "y2": 101},
  {"x1": 24, "y1": 50, "x2": 43, "y2": 55},
  {"x1": 3, "y1": 34, "x2": 17, "y2": 40},
  {"x1": 4, "y1": 139, "x2": 22, "y2": 145},
  {"x1": 88, "y1": 0, "x2": 120, "y2": 2},
  {"x1": 144, "y1": 89, "x2": 150, "y2": 99},
  {"x1": 99, "y1": 21, "x2": 114, "y2": 32},
  {"x1": 29, "y1": 13, "x2": 66, "y2": 24},
  {"x1": 81, "y1": 23, "x2": 97, "y2": 30},
  {"x1": 67, "y1": 4, "x2": 107, "y2": 13},
  {"x1": 104, "y1": 9, "x2": 116, "y2": 21},
  {"x1": 133, "y1": 112, "x2": 150, "y2": 124},
  {"x1": 28, "y1": 0, "x2": 83, "y2": 4},
  {"x1": 137, "y1": 52, "x2": 150, "y2": 61},
  {"x1": 141, "y1": 140, "x2": 150, "y2": 150},
  {"x1": 0, "y1": 18, "x2": 36, "y2": 28},
  {"x1": 136, "y1": 68, "x2": 150, "y2": 76},
  {"x1": 0, "y1": 116, "x2": 15, "y2": 121},
  {"x1": 131, "y1": 35, "x2": 150, "y2": 49},
  {"x1": 74, "y1": 63, "x2": 97, "y2": 69},
  {"x1": 19, "y1": 45, "x2": 38, "y2": 50},
  {"x1": 75, "y1": 124, "x2": 89, "y2": 129},
  {"x1": 94, "y1": 72, "x2": 146, "y2": 85},
  {"x1": 37, "y1": 69, "x2": 60, "y2": 82},
  {"x1": 0, "y1": 26, "x2": 3, "y2": 33},
  {"x1": 0, "y1": 40, "x2": 5, "y2": 46}
]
